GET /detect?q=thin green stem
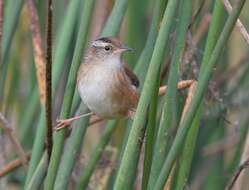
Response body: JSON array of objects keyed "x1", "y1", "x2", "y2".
[
  {"x1": 54, "y1": 103, "x2": 89, "y2": 190},
  {"x1": 44, "y1": 0, "x2": 96, "y2": 189},
  {"x1": 148, "y1": 0, "x2": 192, "y2": 188},
  {"x1": 101, "y1": 0, "x2": 128, "y2": 37},
  {"x1": 142, "y1": 74, "x2": 160, "y2": 190},
  {"x1": 0, "y1": 0, "x2": 24, "y2": 108},
  {"x1": 24, "y1": 107, "x2": 46, "y2": 189},
  {"x1": 113, "y1": 0, "x2": 180, "y2": 189},
  {"x1": 76, "y1": 121, "x2": 117, "y2": 190},
  {"x1": 173, "y1": 2, "x2": 225, "y2": 189},
  {"x1": 26, "y1": 154, "x2": 48, "y2": 190}
]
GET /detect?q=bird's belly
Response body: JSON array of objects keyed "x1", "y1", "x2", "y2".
[{"x1": 78, "y1": 78, "x2": 120, "y2": 118}]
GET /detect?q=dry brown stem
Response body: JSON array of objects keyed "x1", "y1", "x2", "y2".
[
  {"x1": 0, "y1": 113, "x2": 28, "y2": 170},
  {"x1": 0, "y1": 0, "x2": 3, "y2": 67},
  {"x1": 226, "y1": 157, "x2": 249, "y2": 190},
  {"x1": 222, "y1": 0, "x2": 249, "y2": 45},
  {"x1": 0, "y1": 153, "x2": 31, "y2": 178},
  {"x1": 27, "y1": 0, "x2": 46, "y2": 104},
  {"x1": 45, "y1": 0, "x2": 53, "y2": 160},
  {"x1": 192, "y1": 14, "x2": 211, "y2": 45},
  {"x1": 158, "y1": 80, "x2": 195, "y2": 97}
]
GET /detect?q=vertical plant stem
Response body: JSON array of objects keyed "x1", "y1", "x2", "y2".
[
  {"x1": 0, "y1": 0, "x2": 3, "y2": 67},
  {"x1": 76, "y1": 121, "x2": 117, "y2": 190},
  {"x1": 173, "y1": 1, "x2": 225, "y2": 189},
  {"x1": 0, "y1": 113, "x2": 28, "y2": 170},
  {"x1": 125, "y1": 0, "x2": 147, "y2": 66},
  {"x1": 26, "y1": 154, "x2": 48, "y2": 190},
  {"x1": 53, "y1": 103, "x2": 89, "y2": 190},
  {"x1": 52, "y1": 0, "x2": 80, "y2": 94},
  {"x1": 154, "y1": 1, "x2": 246, "y2": 189},
  {"x1": 0, "y1": 0, "x2": 24, "y2": 108},
  {"x1": 44, "y1": 0, "x2": 96, "y2": 189},
  {"x1": 109, "y1": 0, "x2": 164, "y2": 187},
  {"x1": 148, "y1": 0, "x2": 192, "y2": 188},
  {"x1": 199, "y1": 1, "x2": 224, "y2": 75},
  {"x1": 19, "y1": 88, "x2": 39, "y2": 142},
  {"x1": 142, "y1": 74, "x2": 160, "y2": 190},
  {"x1": 27, "y1": 0, "x2": 46, "y2": 105},
  {"x1": 45, "y1": 0, "x2": 53, "y2": 159},
  {"x1": 173, "y1": 108, "x2": 201, "y2": 190},
  {"x1": 134, "y1": 0, "x2": 165, "y2": 84},
  {"x1": 24, "y1": 107, "x2": 46, "y2": 188},
  {"x1": 101, "y1": 0, "x2": 128, "y2": 36},
  {"x1": 113, "y1": 0, "x2": 180, "y2": 189}
]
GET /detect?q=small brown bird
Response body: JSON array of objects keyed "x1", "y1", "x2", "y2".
[
  {"x1": 56, "y1": 37, "x2": 140, "y2": 129},
  {"x1": 56, "y1": 37, "x2": 194, "y2": 129},
  {"x1": 77, "y1": 37, "x2": 139, "y2": 118}
]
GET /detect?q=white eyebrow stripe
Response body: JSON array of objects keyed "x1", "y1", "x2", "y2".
[{"x1": 91, "y1": 41, "x2": 110, "y2": 48}]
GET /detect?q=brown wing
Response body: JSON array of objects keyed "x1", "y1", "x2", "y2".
[
  {"x1": 124, "y1": 63, "x2": 139, "y2": 88},
  {"x1": 111, "y1": 69, "x2": 139, "y2": 117}
]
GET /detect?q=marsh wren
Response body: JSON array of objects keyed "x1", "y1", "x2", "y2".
[
  {"x1": 56, "y1": 37, "x2": 140, "y2": 129},
  {"x1": 78, "y1": 37, "x2": 139, "y2": 117},
  {"x1": 56, "y1": 37, "x2": 196, "y2": 130}
]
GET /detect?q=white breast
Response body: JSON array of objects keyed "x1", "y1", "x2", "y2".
[{"x1": 78, "y1": 59, "x2": 121, "y2": 118}]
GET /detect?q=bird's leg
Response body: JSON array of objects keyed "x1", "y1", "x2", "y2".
[
  {"x1": 158, "y1": 79, "x2": 196, "y2": 96},
  {"x1": 55, "y1": 112, "x2": 94, "y2": 130}
]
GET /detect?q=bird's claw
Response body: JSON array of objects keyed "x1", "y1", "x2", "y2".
[{"x1": 55, "y1": 118, "x2": 73, "y2": 131}]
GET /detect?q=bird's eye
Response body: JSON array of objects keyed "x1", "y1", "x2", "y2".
[{"x1": 104, "y1": 46, "x2": 111, "y2": 51}]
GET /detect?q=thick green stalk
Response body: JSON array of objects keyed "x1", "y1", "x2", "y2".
[
  {"x1": 44, "y1": 0, "x2": 96, "y2": 189},
  {"x1": 142, "y1": 73, "x2": 160, "y2": 190},
  {"x1": 0, "y1": 0, "x2": 24, "y2": 106},
  {"x1": 24, "y1": 107, "x2": 46, "y2": 189},
  {"x1": 52, "y1": 0, "x2": 80, "y2": 95},
  {"x1": 113, "y1": 0, "x2": 180, "y2": 189},
  {"x1": 0, "y1": 0, "x2": 23, "y2": 66},
  {"x1": 207, "y1": 117, "x2": 226, "y2": 190},
  {"x1": 173, "y1": 107, "x2": 201, "y2": 190},
  {"x1": 199, "y1": 1, "x2": 224, "y2": 75},
  {"x1": 110, "y1": 0, "x2": 164, "y2": 188},
  {"x1": 228, "y1": 63, "x2": 249, "y2": 172},
  {"x1": 76, "y1": 121, "x2": 116, "y2": 190},
  {"x1": 24, "y1": 0, "x2": 81, "y2": 186},
  {"x1": 148, "y1": 0, "x2": 191, "y2": 188},
  {"x1": 107, "y1": 0, "x2": 164, "y2": 182},
  {"x1": 54, "y1": 103, "x2": 89, "y2": 190},
  {"x1": 173, "y1": 1, "x2": 225, "y2": 189},
  {"x1": 134, "y1": 0, "x2": 165, "y2": 84},
  {"x1": 125, "y1": 0, "x2": 147, "y2": 66},
  {"x1": 26, "y1": 154, "x2": 48, "y2": 190},
  {"x1": 101, "y1": 0, "x2": 128, "y2": 36},
  {"x1": 20, "y1": 88, "x2": 39, "y2": 142},
  {"x1": 154, "y1": 1, "x2": 246, "y2": 189}
]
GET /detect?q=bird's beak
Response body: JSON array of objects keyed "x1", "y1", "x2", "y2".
[{"x1": 116, "y1": 46, "x2": 134, "y2": 53}]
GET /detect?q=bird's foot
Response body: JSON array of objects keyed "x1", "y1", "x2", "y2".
[
  {"x1": 55, "y1": 118, "x2": 75, "y2": 131},
  {"x1": 55, "y1": 112, "x2": 94, "y2": 131}
]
